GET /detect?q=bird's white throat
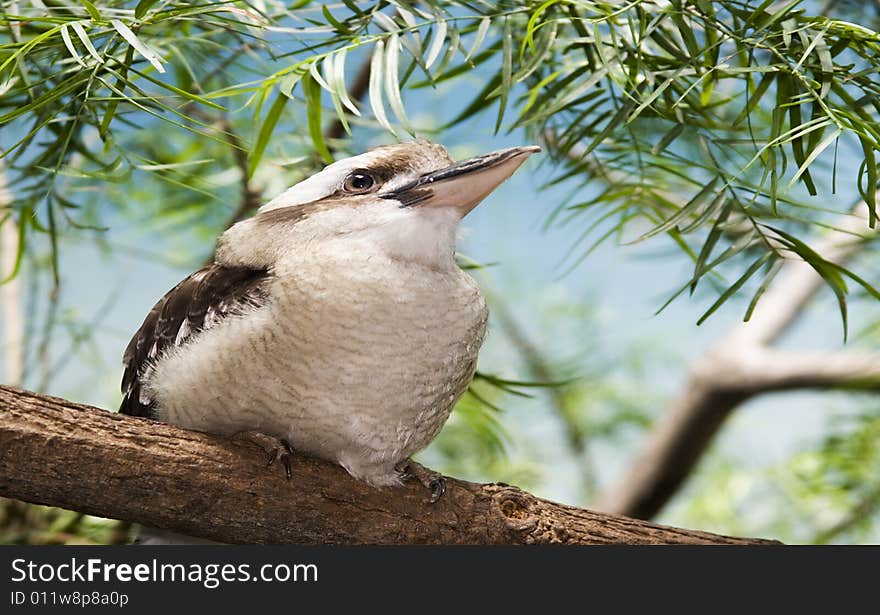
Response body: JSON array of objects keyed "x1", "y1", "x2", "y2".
[
  {"x1": 218, "y1": 202, "x2": 463, "y2": 271},
  {"x1": 320, "y1": 205, "x2": 462, "y2": 269}
]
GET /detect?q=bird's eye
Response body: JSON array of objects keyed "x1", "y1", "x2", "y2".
[{"x1": 342, "y1": 171, "x2": 377, "y2": 194}]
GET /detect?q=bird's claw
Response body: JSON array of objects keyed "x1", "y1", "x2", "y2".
[
  {"x1": 233, "y1": 430, "x2": 294, "y2": 481},
  {"x1": 266, "y1": 439, "x2": 294, "y2": 481},
  {"x1": 428, "y1": 476, "x2": 446, "y2": 503},
  {"x1": 395, "y1": 459, "x2": 446, "y2": 503}
]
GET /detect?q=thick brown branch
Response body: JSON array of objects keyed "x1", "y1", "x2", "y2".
[{"x1": 0, "y1": 385, "x2": 777, "y2": 545}]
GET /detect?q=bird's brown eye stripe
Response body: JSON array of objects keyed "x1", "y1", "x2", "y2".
[{"x1": 342, "y1": 170, "x2": 378, "y2": 194}]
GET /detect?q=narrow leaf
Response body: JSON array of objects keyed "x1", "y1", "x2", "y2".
[
  {"x1": 860, "y1": 139, "x2": 878, "y2": 228},
  {"x1": 80, "y1": 0, "x2": 101, "y2": 21},
  {"x1": 467, "y1": 17, "x2": 491, "y2": 61},
  {"x1": 323, "y1": 54, "x2": 350, "y2": 136},
  {"x1": 697, "y1": 252, "x2": 773, "y2": 325},
  {"x1": 425, "y1": 19, "x2": 447, "y2": 69},
  {"x1": 744, "y1": 256, "x2": 783, "y2": 321},
  {"x1": 135, "y1": 0, "x2": 160, "y2": 20},
  {"x1": 639, "y1": 177, "x2": 721, "y2": 241},
  {"x1": 372, "y1": 11, "x2": 398, "y2": 33},
  {"x1": 248, "y1": 91, "x2": 288, "y2": 177},
  {"x1": 369, "y1": 40, "x2": 394, "y2": 134},
  {"x1": 787, "y1": 128, "x2": 841, "y2": 191},
  {"x1": 70, "y1": 22, "x2": 103, "y2": 63},
  {"x1": 495, "y1": 16, "x2": 512, "y2": 133},
  {"x1": 60, "y1": 25, "x2": 87, "y2": 67},
  {"x1": 690, "y1": 198, "x2": 732, "y2": 294},
  {"x1": 384, "y1": 33, "x2": 411, "y2": 132},
  {"x1": 653, "y1": 124, "x2": 685, "y2": 156},
  {"x1": 333, "y1": 48, "x2": 360, "y2": 116},
  {"x1": 302, "y1": 73, "x2": 333, "y2": 163},
  {"x1": 111, "y1": 19, "x2": 165, "y2": 73}
]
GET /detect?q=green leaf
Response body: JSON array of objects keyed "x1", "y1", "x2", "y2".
[
  {"x1": 495, "y1": 16, "x2": 512, "y2": 134},
  {"x1": 511, "y1": 19, "x2": 557, "y2": 85},
  {"x1": 383, "y1": 33, "x2": 412, "y2": 133},
  {"x1": 369, "y1": 39, "x2": 394, "y2": 134},
  {"x1": 100, "y1": 46, "x2": 134, "y2": 139},
  {"x1": 70, "y1": 22, "x2": 103, "y2": 63},
  {"x1": 322, "y1": 54, "x2": 350, "y2": 136},
  {"x1": 127, "y1": 65, "x2": 226, "y2": 110},
  {"x1": 744, "y1": 256, "x2": 784, "y2": 321},
  {"x1": 653, "y1": 234, "x2": 754, "y2": 316},
  {"x1": 467, "y1": 17, "x2": 491, "y2": 61},
  {"x1": 441, "y1": 73, "x2": 501, "y2": 129},
  {"x1": 764, "y1": 224, "x2": 852, "y2": 339},
  {"x1": 639, "y1": 177, "x2": 721, "y2": 241},
  {"x1": 321, "y1": 5, "x2": 351, "y2": 34},
  {"x1": 111, "y1": 19, "x2": 165, "y2": 73},
  {"x1": 425, "y1": 19, "x2": 447, "y2": 69},
  {"x1": 787, "y1": 128, "x2": 841, "y2": 193},
  {"x1": 0, "y1": 24, "x2": 64, "y2": 75},
  {"x1": 580, "y1": 100, "x2": 632, "y2": 158},
  {"x1": 859, "y1": 139, "x2": 878, "y2": 228},
  {"x1": 652, "y1": 123, "x2": 685, "y2": 156},
  {"x1": 80, "y1": 0, "x2": 101, "y2": 21},
  {"x1": 302, "y1": 72, "x2": 333, "y2": 163},
  {"x1": 60, "y1": 25, "x2": 86, "y2": 67},
  {"x1": 522, "y1": 0, "x2": 558, "y2": 55},
  {"x1": 734, "y1": 72, "x2": 775, "y2": 127},
  {"x1": 0, "y1": 212, "x2": 28, "y2": 284},
  {"x1": 135, "y1": 0, "x2": 160, "y2": 20},
  {"x1": 248, "y1": 90, "x2": 289, "y2": 178},
  {"x1": 690, "y1": 197, "x2": 732, "y2": 294},
  {"x1": 333, "y1": 48, "x2": 360, "y2": 116},
  {"x1": 697, "y1": 252, "x2": 774, "y2": 326},
  {"x1": 411, "y1": 45, "x2": 500, "y2": 89}
]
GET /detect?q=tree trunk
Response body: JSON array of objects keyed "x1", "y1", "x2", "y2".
[{"x1": 0, "y1": 385, "x2": 778, "y2": 545}]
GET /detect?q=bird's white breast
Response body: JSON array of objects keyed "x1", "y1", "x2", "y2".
[{"x1": 144, "y1": 240, "x2": 487, "y2": 486}]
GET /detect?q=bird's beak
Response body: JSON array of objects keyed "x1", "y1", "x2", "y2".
[{"x1": 382, "y1": 145, "x2": 541, "y2": 217}]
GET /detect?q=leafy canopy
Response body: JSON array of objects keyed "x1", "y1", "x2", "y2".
[{"x1": 1, "y1": 0, "x2": 880, "y2": 333}]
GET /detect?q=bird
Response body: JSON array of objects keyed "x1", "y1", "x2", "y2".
[{"x1": 120, "y1": 140, "x2": 539, "y2": 501}]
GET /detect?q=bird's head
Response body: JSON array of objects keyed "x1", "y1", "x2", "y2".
[{"x1": 217, "y1": 141, "x2": 540, "y2": 269}]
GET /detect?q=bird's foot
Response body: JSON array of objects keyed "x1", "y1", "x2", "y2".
[
  {"x1": 232, "y1": 430, "x2": 294, "y2": 480},
  {"x1": 395, "y1": 459, "x2": 446, "y2": 503}
]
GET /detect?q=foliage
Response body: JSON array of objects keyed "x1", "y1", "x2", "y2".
[
  {"x1": 2, "y1": 0, "x2": 880, "y2": 544},
  {"x1": 3, "y1": 0, "x2": 880, "y2": 328},
  {"x1": 673, "y1": 399, "x2": 880, "y2": 544},
  {"x1": 0, "y1": 498, "x2": 129, "y2": 544}
]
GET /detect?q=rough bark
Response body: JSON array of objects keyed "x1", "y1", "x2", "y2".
[{"x1": 0, "y1": 385, "x2": 778, "y2": 545}]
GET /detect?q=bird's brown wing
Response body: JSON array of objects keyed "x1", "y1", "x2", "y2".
[{"x1": 120, "y1": 264, "x2": 271, "y2": 418}]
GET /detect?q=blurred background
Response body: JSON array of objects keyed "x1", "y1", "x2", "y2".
[{"x1": 2, "y1": 0, "x2": 879, "y2": 544}]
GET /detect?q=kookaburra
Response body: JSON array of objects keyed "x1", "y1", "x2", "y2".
[{"x1": 120, "y1": 141, "x2": 539, "y2": 500}]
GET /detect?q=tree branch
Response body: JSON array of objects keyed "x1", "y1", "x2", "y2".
[
  {"x1": 726, "y1": 348, "x2": 880, "y2": 392},
  {"x1": 597, "y1": 199, "x2": 878, "y2": 520},
  {"x1": 813, "y1": 481, "x2": 880, "y2": 544},
  {"x1": 0, "y1": 385, "x2": 777, "y2": 545}
]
